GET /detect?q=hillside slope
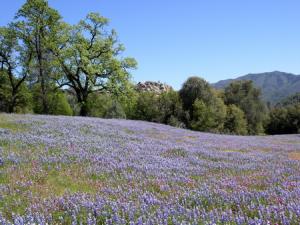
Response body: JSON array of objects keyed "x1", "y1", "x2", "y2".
[
  {"x1": 213, "y1": 71, "x2": 300, "y2": 104},
  {"x1": 0, "y1": 114, "x2": 300, "y2": 224}
]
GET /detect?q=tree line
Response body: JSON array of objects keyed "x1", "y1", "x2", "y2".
[
  {"x1": 1, "y1": 0, "x2": 299, "y2": 135},
  {"x1": 131, "y1": 77, "x2": 300, "y2": 135}
]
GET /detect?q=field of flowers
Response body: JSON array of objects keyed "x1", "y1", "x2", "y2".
[{"x1": 0, "y1": 113, "x2": 300, "y2": 224}]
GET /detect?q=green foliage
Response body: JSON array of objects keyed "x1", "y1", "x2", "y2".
[
  {"x1": 51, "y1": 12, "x2": 137, "y2": 116},
  {"x1": 2, "y1": 0, "x2": 292, "y2": 137},
  {"x1": 276, "y1": 92, "x2": 300, "y2": 107},
  {"x1": 0, "y1": 71, "x2": 32, "y2": 113},
  {"x1": 32, "y1": 85, "x2": 72, "y2": 116},
  {"x1": 213, "y1": 71, "x2": 300, "y2": 105},
  {"x1": 133, "y1": 92, "x2": 160, "y2": 122},
  {"x1": 104, "y1": 101, "x2": 126, "y2": 119},
  {"x1": 132, "y1": 90, "x2": 185, "y2": 127},
  {"x1": 86, "y1": 93, "x2": 112, "y2": 117},
  {"x1": 167, "y1": 115, "x2": 185, "y2": 128},
  {"x1": 49, "y1": 92, "x2": 73, "y2": 116},
  {"x1": 224, "y1": 80, "x2": 266, "y2": 134},
  {"x1": 86, "y1": 93, "x2": 126, "y2": 119},
  {"x1": 179, "y1": 77, "x2": 213, "y2": 117},
  {"x1": 156, "y1": 91, "x2": 185, "y2": 127},
  {"x1": 110, "y1": 83, "x2": 138, "y2": 119},
  {"x1": 0, "y1": 0, "x2": 136, "y2": 117},
  {"x1": 0, "y1": 72, "x2": 11, "y2": 112},
  {"x1": 0, "y1": 25, "x2": 32, "y2": 113},
  {"x1": 266, "y1": 104, "x2": 300, "y2": 134},
  {"x1": 191, "y1": 97, "x2": 227, "y2": 132},
  {"x1": 224, "y1": 104, "x2": 248, "y2": 135},
  {"x1": 12, "y1": 83, "x2": 32, "y2": 114},
  {"x1": 15, "y1": 0, "x2": 63, "y2": 114}
]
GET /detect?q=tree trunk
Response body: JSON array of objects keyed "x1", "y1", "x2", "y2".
[
  {"x1": 37, "y1": 31, "x2": 49, "y2": 115},
  {"x1": 8, "y1": 91, "x2": 17, "y2": 113},
  {"x1": 8, "y1": 103, "x2": 14, "y2": 113},
  {"x1": 78, "y1": 90, "x2": 89, "y2": 116},
  {"x1": 40, "y1": 73, "x2": 49, "y2": 114},
  {"x1": 80, "y1": 102, "x2": 88, "y2": 117}
]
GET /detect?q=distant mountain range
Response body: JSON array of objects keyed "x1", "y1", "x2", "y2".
[{"x1": 213, "y1": 71, "x2": 300, "y2": 104}]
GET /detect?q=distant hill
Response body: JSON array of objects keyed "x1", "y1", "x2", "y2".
[{"x1": 213, "y1": 71, "x2": 300, "y2": 104}]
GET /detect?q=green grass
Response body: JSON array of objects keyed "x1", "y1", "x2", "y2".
[
  {"x1": 0, "y1": 114, "x2": 30, "y2": 133},
  {"x1": 46, "y1": 170, "x2": 96, "y2": 194},
  {"x1": 0, "y1": 194, "x2": 28, "y2": 220},
  {"x1": 0, "y1": 172, "x2": 9, "y2": 184},
  {"x1": 162, "y1": 148, "x2": 187, "y2": 158}
]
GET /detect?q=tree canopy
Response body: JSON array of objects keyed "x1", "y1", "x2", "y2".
[{"x1": 51, "y1": 12, "x2": 137, "y2": 116}]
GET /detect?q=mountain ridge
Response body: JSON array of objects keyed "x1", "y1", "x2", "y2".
[{"x1": 212, "y1": 71, "x2": 300, "y2": 104}]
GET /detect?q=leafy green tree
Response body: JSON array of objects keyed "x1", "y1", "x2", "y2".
[
  {"x1": 191, "y1": 97, "x2": 227, "y2": 132},
  {"x1": 287, "y1": 104, "x2": 300, "y2": 133},
  {"x1": 0, "y1": 72, "x2": 32, "y2": 113},
  {"x1": 179, "y1": 76, "x2": 213, "y2": 118},
  {"x1": 132, "y1": 90, "x2": 186, "y2": 127},
  {"x1": 224, "y1": 104, "x2": 248, "y2": 135},
  {"x1": 156, "y1": 90, "x2": 185, "y2": 126},
  {"x1": 133, "y1": 92, "x2": 160, "y2": 122},
  {"x1": 267, "y1": 104, "x2": 300, "y2": 134},
  {"x1": 224, "y1": 80, "x2": 266, "y2": 134},
  {"x1": 110, "y1": 83, "x2": 138, "y2": 119},
  {"x1": 266, "y1": 107, "x2": 288, "y2": 134},
  {"x1": 0, "y1": 26, "x2": 32, "y2": 113},
  {"x1": 15, "y1": 0, "x2": 62, "y2": 114},
  {"x1": 51, "y1": 13, "x2": 137, "y2": 116}
]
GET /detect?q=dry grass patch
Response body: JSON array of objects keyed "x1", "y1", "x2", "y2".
[
  {"x1": 222, "y1": 149, "x2": 248, "y2": 153},
  {"x1": 162, "y1": 148, "x2": 187, "y2": 158},
  {"x1": 259, "y1": 148, "x2": 273, "y2": 153},
  {"x1": 288, "y1": 152, "x2": 300, "y2": 161}
]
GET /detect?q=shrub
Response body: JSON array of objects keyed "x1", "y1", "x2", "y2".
[
  {"x1": 104, "y1": 101, "x2": 126, "y2": 119},
  {"x1": 49, "y1": 92, "x2": 73, "y2": 116},
  {"x1": 224, "y1": 104, "x2": 248, "y2": 135}
]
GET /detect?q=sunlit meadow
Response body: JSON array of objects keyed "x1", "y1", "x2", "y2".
[{"x1": 0, "y1": 113, "x2": 300, "y2": 224}]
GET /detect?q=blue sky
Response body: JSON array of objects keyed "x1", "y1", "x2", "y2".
[{"x1": 1, "y1": 0, "x2": 300, "y2": 89}]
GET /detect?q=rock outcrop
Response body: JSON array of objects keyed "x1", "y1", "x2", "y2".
[{"x1": 136, "y1": 81, "x2": 172, "y2": 94}]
